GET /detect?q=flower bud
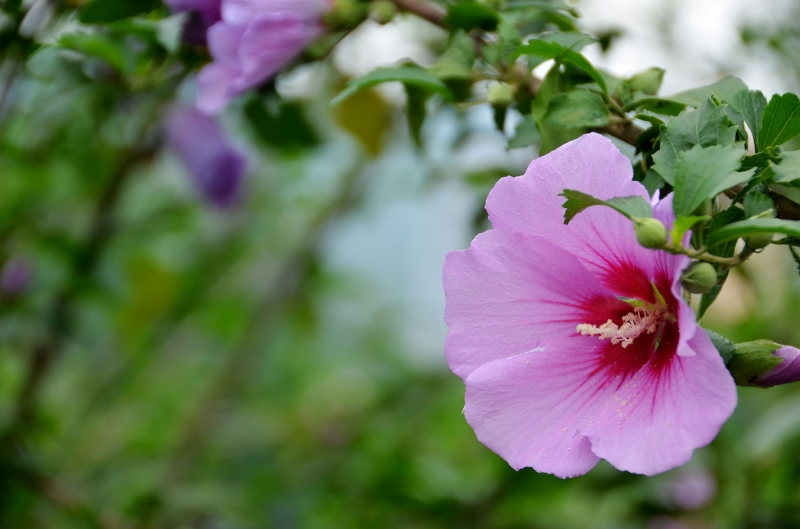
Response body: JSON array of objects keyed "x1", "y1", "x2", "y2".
[
  {"x1": 745, "y1": 231, "x2": 773, "y2": 250},
  {"x1": 753, "y1": 346, "x2": 800, "y2": 387},
  {"x1": 680, "y1": 261, "x2": 717, "y2": 294},
  {"x1": 166, "y1": 106, "x2": 247, "y2": 209},
  {"x1": 633, "y1": 218, "x2": 667, "y2": 249},
  {"x1": 487, "y1": 83, "x2": 515, "y2": 108},
  {"x1": 726, "y1": 341, "x2": 787, "y2": 387},
  {"x1": 369, "y1": 0, "x2": 397, "y2": 24}
]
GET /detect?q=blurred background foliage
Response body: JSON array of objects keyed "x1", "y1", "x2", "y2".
[{"x1": 0, "y1": 0, "x2": 800, "y2": 528}]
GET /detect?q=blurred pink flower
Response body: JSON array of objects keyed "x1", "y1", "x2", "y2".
[
  {"x1": 197, "y1": 0, "x2": 331, "y2": 114},
  {"x1": 669, "y1": 469, "x2": 716, "y2": 510},
  {"x1": 1, "y1": 255, "x2": 31, "y2": 298},
  {"x1": 166, "y1": 105, "x2": 247, "y2": 208},
  {"x1": 442, "y1": 133, "x2": 737, "y2": 478},
  {"x1": 164, "y1": 0, "x2": 222, "y2": 45},
  {"x1": 754, "y1": 346, "x2": 800, "y2": 387}
]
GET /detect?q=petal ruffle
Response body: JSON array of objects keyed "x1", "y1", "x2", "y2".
[
  {"x1": 443, "y1": 228, "x2": 626, "y2": 380},
  {"x1": 486, "y1": 134, "x2": 683, "y2": 300},
  {"x1": 463, "y1": 328, "x2": 736, "y2": 477},
  {"x1": 222, "y1": 0, "x2": 330, "y2": 24},
  {"x1": 583, "y1": 328, "x2": 736, "y2": 474}
]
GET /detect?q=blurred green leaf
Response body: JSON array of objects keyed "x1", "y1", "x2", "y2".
[
  {"x1": 672, "y1": 144, "x2": 752, "y2": 217},
  {"x1": 405, "y1": 85, "x2": 429, "y2": 146},
  {"x1": 504, "y1": 0, "x2": 580, "y2": 17},
  {"x1": 244, "y1": 96, "x2": 318, "y2": 151},
  {"x1": 530, "y1": 67, "x2": 582, "y2": 153},
  {"x1": 773, "y1": 150, "x2": 800, "y2": 184},
  {"x1": 744, "y1": 191, "x2": 776, "y2": 218},
  {"x1": 706, "y1": 218, "x2": 800, "y2": 246},
  {"x1": 334, "y1": 87, "x2": 392, "y2": 156},
  {"x1": 79, "y1": 0, "x2": 162, "y2": 24},
  {"x1": 561, "y1": 189, "x2": 653, "y2": 223},
  {"x1": 627, "y1": 67, "x2": 664, "y2": 96},
  {"x1": 759, "y1": 92, "x2": 800, "y2": 148},
  {"x1": 652, "y1": 98, "x2": 739, "y2": 185},
  {"x1": 514, "y1": 40, "x2": 607, "y2": 94},
  {"x1": 545, "y1": 89, "x2": 609, "y2": 128},
  {"x1": 58, "y1": 32, "x2": 134, "y2": 75},
  {"x1": 507, "y1": 116, "x2": 540, "y2": 149},
  {"x1": 445, "y1": 1, "x2": 500, "y2": 32},
  {"x1": 670, "y1": 75, "x2": 749, "y2": 107},
  {"x1": 332, "y1": 66, "x2": 455, "y2": 105}
]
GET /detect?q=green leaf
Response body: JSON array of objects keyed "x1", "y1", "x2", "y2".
[
  {"x1": 652, "y1": 98, "x2": 739, "y2": 185},
  {"x1": 58, "y1": 32, "x2": 134, "y2": 75},
  {"x1": 706, "y1": 329, "x2": 736, "y2": 364},
  {"x1": 706, "y1": 218, "x2": 800, "y2": 247},
  {"x1": 504, "y1": 0, "x2": 580, "y2": 17},
  {"x1": 508, "y1": 116, "x2": 540, "y2": 149},
  {"x1": 245, "y1": 96, "x2": 318, "y2": 151},
  {"x1": 445, "y1": 1, "x2": 500, "y2": 32},
  {"x1": 743, "y1": 191, "x2": 776, "y2": 218},
  {"x1": 726, "y1": 340, "x2": 783, "y2": 386},
  {"x1": 772, "y1": 150, "x2": 800, "y2": 184},
  {"x1": 731, "y1": 89, "x2": 767, "y2": 150},
  {"x1": 332, "y1": 66, "x2": 455, "y2": 105},
  {"x1": 672, "y1": 144, "x2": 752, "y2": 217},
  {"x1": 79, "y1": 0, "x2": 161, "y2": 23},
  {"x1": 669, "y1": 75, "x2": 749, "y2": 107},
  {"x1": 627, "y1": 67, "x2": 665, "y2": 96},
  {"x1": 706, "y1": 206, "x2": 746, "y2": 257},
  {"x1": 560, "y1": 189, "x2": 653, "y2": 224},
  {"x1": 641, "y1": 171, "x2": 665, "y2": 196},
  {"x1": 670, "y1": 215, "x2": 710, "y2": 247},
  {"x1": 540, "y1": 31, "x2": 596, "y2": 51},
  {"x1": 531, "y1": 67, "x2": 582, "y2": 154},
  {"x1": 514, "y1": 40, "x2": 607, "y2": 94},
  {"x1": 333, "y1": 87, "x2": 392, "y2": 156},
  {"x1": 405, "y1": 85, "x2": 429, "y2": 146},
  {"x1": 790, "y1": 246, "x2": 800, "y2": 275},
  {"x1": 545, "y1": 89, "x2": 610, "y2": 128},
  {"x1": 759, "y1": 93, "x2": 800, "y2": 149},
  {"x1": 698, "y1": 207, "x2": 746, "y2": 318}
]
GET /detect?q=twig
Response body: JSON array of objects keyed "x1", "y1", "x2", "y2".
[
  {"x1": 10, "y1": 144, "x2": 155, "y2": 432},
  {"x1": 390, "y1": 0, "x2": 445, "y2": 26},
  {"x1": 162, "y1": 164, "x2": 365, "y2": 486}
]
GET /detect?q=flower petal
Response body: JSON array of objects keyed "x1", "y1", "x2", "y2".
[
  {"x1": 583, "y1": 328, "x2": 737, "y2": 475},
  {"x1": 463, "y1": 328, "x2": 736, "y2": 477},
  {"x1": 222, "y1": 0, "x2": 330, "y2": 24},
  {"x1": 486, "y1": 134, "x2": 679, "y2": 296},
  {"x1": 463, "y1": 346, "x2": 605, "y2": 478},
  {"x1": 443, "y1": 228, "x2": 625, "y2": 380},
  {"x1": 196, "y1": 62, "x2": 241, "y2": 115},
  {"x1": 238, "y1": 15, "x2": 322, "y2": 88}
]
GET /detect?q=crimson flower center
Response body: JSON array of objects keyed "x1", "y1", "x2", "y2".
[{"x1": 576, "y1": 301, "x2": 674, "y2": 349}]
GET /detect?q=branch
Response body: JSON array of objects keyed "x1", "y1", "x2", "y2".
[
  {"x1": 390, "y1": 0, "x2": 445, "y2": 26},
  {"x1": 10, "y1": 143, "x2": 155, "y2": 432}
]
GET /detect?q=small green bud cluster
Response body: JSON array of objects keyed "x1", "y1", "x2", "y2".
[
  {"x1": 680, "y1": 261, "x2": 718, "y2": 294},
  {"x1": 369, "y1": 0, "x2": 397, "y2": 24},
  {"x1": 633, "y1": 218, "x2": 667, "y2": 249},
  {"x1": 487, "y1": 83, "x2": 515, "y2": 108}
]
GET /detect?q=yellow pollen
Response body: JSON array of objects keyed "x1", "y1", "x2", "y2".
[{"x1": 576, "y1": 306, "x2": 665, "y2": 348}]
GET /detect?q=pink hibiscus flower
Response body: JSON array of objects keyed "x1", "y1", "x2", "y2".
[
  {"x1": 197, "y1": 0, "x2": 331, "y2": 114},
  {"x1": 443, "y1": 133, "x2": 737, "y2": 478}
]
